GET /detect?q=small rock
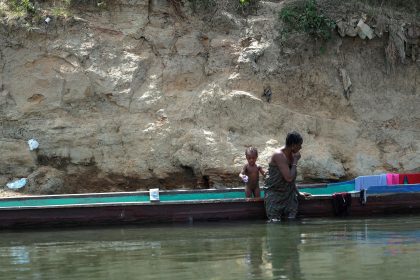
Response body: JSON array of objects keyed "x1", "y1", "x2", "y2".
[
  {"x1": 25, "y1": 167, "x2": 65, "y2": 194},
  {"x1": 357, "y1": 20, "x2": 375, "y2": 40}
]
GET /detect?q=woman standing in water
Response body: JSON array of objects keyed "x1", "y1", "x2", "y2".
[{"x1": 264, "y1": 131, "x2": 310, "y2": 221}]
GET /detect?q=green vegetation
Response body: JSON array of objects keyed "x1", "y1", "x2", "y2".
[
  {"x1": 279, "y1": 0, "x2": 336, "y2": 41},
  {"x1": 3, "y1": 0, "x2": 261, "y2": 22},
  {"x1": 237, "y1": 0, "x2": 259, "y2": 13},
  {"x1": 7, "y1": 0, "x2": 35, "y2": 15},
  {"x1": 2, "y1": 0, "x2": 108, "y2": 20}
]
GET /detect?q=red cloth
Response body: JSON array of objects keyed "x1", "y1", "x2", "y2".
[
  {"x1": 398, "y1": 173, "x2": 420, "y2": 184},
  {"x1": 332, "y1": 192, "x2": 352, "y2": 216}
]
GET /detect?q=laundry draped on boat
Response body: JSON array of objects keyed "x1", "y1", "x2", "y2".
[
  {"x1": 398, "y1": 173, "x2": 420, "y2": 184},
  {"x1": 386, "y1": 173, "x2": 400, "y2": 185},
  {"x1": 355, "y1": 174, "x2": 387, "y2": 191},
  {"x1": 359, "y1": 189, "x2": 367, "y2": 205},
  {"x1": 367, "y1": 184, "x2": 420, "y2": 194},
  {"x1": 264, "y1": 164, "x2": 298, "y2": 220},
  {"x1": 332, "y1": 192, "x2": 352, "y2": 216}
]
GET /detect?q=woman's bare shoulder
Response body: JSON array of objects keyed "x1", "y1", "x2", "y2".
[
  {"x1": 274, "y1": 147, "x2": 286, "y2": 156},
  {"x1": 270, "y1": 147, "x2": 286, "y2": 163}
]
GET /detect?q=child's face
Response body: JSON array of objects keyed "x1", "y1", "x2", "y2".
[{"x1": 246, "y1": 153, "x2": 258, "y2": 166}]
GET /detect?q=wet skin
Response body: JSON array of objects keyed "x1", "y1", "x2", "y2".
[{"x1": 242, "y1": 154, "x2": 265, "y2": 198}]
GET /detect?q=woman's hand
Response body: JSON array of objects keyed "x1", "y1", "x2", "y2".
[
  {"x1": 292, "y1": 152, "x2": 301, "y2": 163},
  {"x1": 299, "y1": 192, "x2": 312, "y2": 199}
]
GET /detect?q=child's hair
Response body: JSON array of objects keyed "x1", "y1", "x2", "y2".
[{"x1": 245, "y1": 147, "x2": 258, "y2": 157}]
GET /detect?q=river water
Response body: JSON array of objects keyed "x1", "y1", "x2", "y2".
[{"x1": 0, "y1": 216, "x2": 419, "y2": 280}]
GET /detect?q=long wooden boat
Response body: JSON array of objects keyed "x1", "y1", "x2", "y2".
[{"x1": 1, "y1": 182, "x2": 420, "y2": 229}]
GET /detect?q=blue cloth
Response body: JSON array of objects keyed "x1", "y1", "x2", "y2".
[
  {"x1": 367, "y1": 184, "x2": 420, "y2": 194},
  {"x1": 355, "y1": 174, "x2": 387, "y2": 191}
]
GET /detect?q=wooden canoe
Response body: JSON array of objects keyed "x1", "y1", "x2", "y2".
[{"x1": 0, "y1": 184, "x2": 420, "y2": 229}]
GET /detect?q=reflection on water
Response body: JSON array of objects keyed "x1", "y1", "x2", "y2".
[
  {"x1": 266, "y1": 223, "x2": 303, "y2": 280},
  {"x1": 0, "y1": 216, "x2": 420, "y2": 279}
]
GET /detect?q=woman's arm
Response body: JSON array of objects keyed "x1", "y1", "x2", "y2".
[{"x1": 272, "y1": 153, "x2": 298, "y2": 183}]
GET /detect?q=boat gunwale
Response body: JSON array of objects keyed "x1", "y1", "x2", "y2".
[
  {"x1": 1, "y1": 183, "x2": 419, "y2": 211},
  {"x1": 0, "y1": 184, "x2": 330, "y2": 202},
  {"x1": 0, "y1": 194, "x2": 341, "y2": 210},
  {"x1": 0, "y1": 197, "x2": 265, "y2": 210},
  {"x1": 0, "y1": 188, "x2": 247, "y2": 202},
  {"x1": 2, "y1": 190, "x2": 420, "y2": 211}
]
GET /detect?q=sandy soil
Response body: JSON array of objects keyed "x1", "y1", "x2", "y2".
[{"x1": 0, "y1": 189, "x2": 29, "y2": 198}]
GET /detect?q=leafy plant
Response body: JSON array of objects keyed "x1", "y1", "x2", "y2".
[
  {"x1": 238, "y1": 0, "x2": 258, "y2": 14},
  {"x1": 8, "y1": 0, "x2": 36, "y2": 14},
  {"x1": 280, "y1": 0, "x2": 336, "y2": 41}
]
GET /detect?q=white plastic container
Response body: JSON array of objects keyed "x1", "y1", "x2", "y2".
[
  {"x1": 27, "y1": 139, "x2": 39, "y2": 151},
  {"x1": 149, "y1": 188, "x2": 160, "y2": 202},
  {"x1": 242, "y1": 175, "x2": 248, "y2": 183}
]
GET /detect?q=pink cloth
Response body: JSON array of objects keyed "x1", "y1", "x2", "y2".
[{"x1": 386, "y1": 173, "x2": 400, "y2": 185}]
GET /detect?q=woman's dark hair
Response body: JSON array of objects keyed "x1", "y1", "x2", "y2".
[{"x1": 285, "y1": 131, "x2": 303, "y2": 147}]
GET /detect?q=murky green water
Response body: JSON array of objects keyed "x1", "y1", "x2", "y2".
[{"x1": 0, "y1": 216, "x2": 419, "y2": 280}]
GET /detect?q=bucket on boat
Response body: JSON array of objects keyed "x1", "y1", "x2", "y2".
[{"x1": 149, "y1": 188, "x2": 160, "y2": 202}]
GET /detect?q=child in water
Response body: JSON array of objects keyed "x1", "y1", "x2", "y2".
[{"x1": 239, "y1": 147, "x2": 266, "y2": 198}]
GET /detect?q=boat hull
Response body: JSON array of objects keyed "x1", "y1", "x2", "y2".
[
  {"x1": 299, "y1": 192, "x2": 420, "y2": 217},
  {"x1": 1, "y1": 192, "x2": 420, "y2": 229},
  {"x1": 0, "y1": 199, "x2": 267, "y2": 229}
]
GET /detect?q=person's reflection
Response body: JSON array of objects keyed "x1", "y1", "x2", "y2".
[
  {"x1": 265, "y1": 223, "x2": 303, "y2": 280},
  {"x1": 244, "y1": 235, "x2": 264, "y2": 279}
]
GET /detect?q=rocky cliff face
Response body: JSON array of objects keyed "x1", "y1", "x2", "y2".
[{"x1": 0, "y1": 0, "x2": 419, "y2": 194}]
